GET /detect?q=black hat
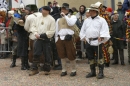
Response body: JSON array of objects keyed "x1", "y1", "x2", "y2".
[
  {"x1": 102, "y1": 5, "x2": 107, "y2": 9},
  {"x1": 42, "y1": 6, "x2": 51, "y2": 12},
  {"x1": 61, "y1": 3, "x2": 69, "y2": 10},
  {"x1": 25, "y1": 7, "x2": 31, "y2": 12},
  {"x1": 26, "y1": 4, "x2": 38, "y2": 12},
  {"x1": 48, "y1": 2, "x2": 52, "y2": 5}
]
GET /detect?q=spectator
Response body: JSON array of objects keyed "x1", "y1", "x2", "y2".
[
  {"x1": 111, "y1": 11, "x2": 126, "y2": 65},
  {"x1": 72, "y1": 7, "x2": 78, "y2": 15},
  {"x1": 117, "y1": 2, "x2": 125, "y2": 21},
  {"x1": 0, "y1": 23, "x2": 7, "y2": 59}
]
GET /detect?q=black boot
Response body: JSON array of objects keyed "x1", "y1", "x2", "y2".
[
  {"x1": 29, "y1": 55, "x2": 40, "y2": 76},
  {"x1": 97, "y1": 64, "x2": 104, "y2": 79},
  {"x1": 21, "y1": 57, "x2": 26, "y2": 70},
  {"x1": 105, "y1": 62, "x2": 110, "y2": 67},
  {"x1": 25, "y1": 57, "x2": 30, "y2": 70},
  {"x1": 86, "y1": 64, "x2": 96, "y2": 78},
  {"x1": 10, "y1": 55, "x2": 17, "y2": 68}
]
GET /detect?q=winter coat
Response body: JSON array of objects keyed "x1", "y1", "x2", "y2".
[{"x1": 111, "y1": 20, "x2": 126, "y2": 49}]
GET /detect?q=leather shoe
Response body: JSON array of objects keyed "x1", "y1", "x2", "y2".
[
  {"x1": 70, "y1": 72, "x2": 76, "y2": 76},
  {"x1": 61, "y1": 71, "x2": 67, "y2": 76}
]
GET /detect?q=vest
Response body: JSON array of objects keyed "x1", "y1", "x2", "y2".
[
  {"x1": 58, "y1": 16, "x2": 80, "y2": 40},
  {"x1": 58, "y1": 17, "x2": 73, "y2": 30}
]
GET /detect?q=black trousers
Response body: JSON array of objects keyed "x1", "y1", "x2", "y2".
[
  {"x1": 33, "y1": 39, "x2": 52, "y2": 64},
  {"x1": 113, "y1": 48, "x2": 124, "y2": 63},
  {"x1": 86, "y1": 43, "x2": 103, "y2": 60}
]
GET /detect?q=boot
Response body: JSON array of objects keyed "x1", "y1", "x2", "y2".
[
  {"x1": 25, "y1": 57, "x2": 30, "y2": 70},
  {"x1": 86, "y1": 64, "x2": 96, "y2": 78},
  {"x1": 21, "y1": 57, "x2": 26, "y2": 70},
  {"x1": 29, "y1": 70, "x2": 39, "y2": 76},
  {"x1": 97, "y1": 64, "x2": 104, "y2": 79},
  {"x1": 10, "y1": 55, "x2": 17, "y2": 68},
  {"x1": 105, "y1": 62, "x2": 110, "y2": 67},
  {"x1": 29, "y1": 55, "x2": 40, "y2": 76}
]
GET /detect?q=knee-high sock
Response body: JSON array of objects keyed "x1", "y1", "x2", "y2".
[
  {"x1": 61, "y1": 58, "x2": 67, "y2": 72},
  {"x1": 70, "y1": 60, "x2": 76, "y2": 72}
]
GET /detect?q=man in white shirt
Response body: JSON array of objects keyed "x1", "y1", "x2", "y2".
[
  {"x1": 29, "y1": 6, "x2": 56, "y2": 76},
  {"x1": 55, "y1": 3, "x2": 77, "y2": 77},
  {"x1": 24, "y1": 5, "x2": 42, "y2": 64},
  {"x1": 80, "y1": 4, "x2": 110, "y2": 79}
]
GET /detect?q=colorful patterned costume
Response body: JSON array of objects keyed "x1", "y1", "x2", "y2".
[
  {"x1": 125, "y1": 10, "x2": 130, "y2": 63},
  {"x1": 97, "y1": 3, "x2": 111, "y2": 67}
]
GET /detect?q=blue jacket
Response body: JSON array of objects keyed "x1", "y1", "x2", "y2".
[
  {"x1": 14, "y1": 13, "x2": 21, "y2": 18},
  {"x1": 123, "y1": 0, "x2": 130, "y2": 11}
]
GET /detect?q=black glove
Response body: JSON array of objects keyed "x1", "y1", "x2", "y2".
[{"x1": 40, "y1": 33, "x2": 48, "y2": 39}]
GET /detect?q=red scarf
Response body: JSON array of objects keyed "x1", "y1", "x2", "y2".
[{"x1": 6, "y1": 18, "x2": 11, "y2": 27}]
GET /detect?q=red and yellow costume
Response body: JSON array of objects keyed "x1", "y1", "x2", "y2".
[{"x1": 97, "y1": 3, "x2": 112, "y2": 66}]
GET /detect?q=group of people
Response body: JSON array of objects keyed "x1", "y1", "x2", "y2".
[{"x1": 0, "y1": 0, "x2": 130, "y2": 79}]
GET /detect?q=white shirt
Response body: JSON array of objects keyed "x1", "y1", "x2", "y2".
[
  {"x1": 55, "y1": 15, "x2": 77, "y2": 42},
  {"x1": 31, "y1": 14, "x2": 56, "y2": 39},
  {"x1": 24, "y1": 12, "x2": 42, "y2": 40},
  {"x1": 80, "y1": 16, "x2": 110, "y2": 46}
]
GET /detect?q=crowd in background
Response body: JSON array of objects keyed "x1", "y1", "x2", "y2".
[{"x1": 0, "y1": 0, "x2": 130, "y2": 79}]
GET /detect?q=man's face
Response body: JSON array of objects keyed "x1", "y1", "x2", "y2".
[
  {"x1": 61, "y1": 8, "x2": 68, "y2": 14},
  {"x1": 42, "y1": 9, "x2": 49, "y2": 16},
  {"x1": 102, "y1": 7, "x2": 106, "y2": 12},
  {"x1": 49, "y1": 3, "x2": 52, "y2": 7},
  {"x1": 25, "y1": 9, "x2": 30, "y2": 15},
  {"x1": 86, "y1": 12, "x2": 90, "y2": 18},
  {"x1": 118, "y1": 5, "x2": 122, "y2": 9},
  {"x1": 89, "y1": 10, "x2": 96, "y2": 16},
  {"x1": 8, "y1": 14, "x2": 11, "y2": 18},
  {"x1": 0, "y1": 15, "x2": 2, "y2": 18},
  {"x1": 113, "y1": 14, "x2": 119, "y2": 21},
  {"x1": 80, "y1": 6, "x2": 84, "y2": 12},
  {"x1": 20, "y1": 8, "x2": 25, "y2": 13}
]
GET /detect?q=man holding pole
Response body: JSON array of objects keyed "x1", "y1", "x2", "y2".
[{"x1": 80, "y1": 4, "x2": 110, "y2": 79}]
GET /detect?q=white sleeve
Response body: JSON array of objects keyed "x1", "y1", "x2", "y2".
[
  {"x1": 24, "y1": 17, "x2": 30, "y2": 32},
  {"x1": 80, "y1": 20, "x2": 86, "y2": 40},
  {"x1": 55, "y1": 19, "x2": 59, "y2": 43},
  {"x1": 64, "y1": 15, "x2": 77, "y2": 26},
  {"x1": 100, "y1": 19, "x2": 111, "y2": 43},
  {"x1": 46, "y1": 19, "x2": 56, "y2": 38},
  {"x1": 30, "y1": 18, "x2": 38, "y2": 35}
]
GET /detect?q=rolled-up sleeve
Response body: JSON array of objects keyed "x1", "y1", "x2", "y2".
[
  {"x1": 24, "y1": 17, "x2": 30, "y2": 32},
  {"x1": 30, "y1": 18, "x2": 38, "y2": 35},
  {"x1": 80, "y1": 20, "x2": 86, "y2": 40},
  {"x1": 100, "y1": 19, "x2": 111, "y2": 43},
  {"x1": 46, "y1": 19, "x2": 56, "y2": 38},
  {"x1": 64, "y1": 15, "x2": 77, "y2": 26}
]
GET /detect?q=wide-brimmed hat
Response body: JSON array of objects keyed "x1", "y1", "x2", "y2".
[
  {"x1": 117, "y1": 2, "x2": 122, "y2": 6},
  {"x1": 103, "y1": 5, "x2": 107, "y2": 9},
  {"x1": 89, "y1": 4, "x2": 99, "y2": 12},
  {"x1": 113, "y1": 10, "x2": 118, "y2": 14},
  {"x1": 95, "y1": 2, "x2": 102, "y2": 8},
  {"x1": 61, "y1": 3, "x2": 69, "y2": 10}
]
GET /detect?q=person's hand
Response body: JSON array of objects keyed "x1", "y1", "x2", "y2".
[
  {"x1": 98, "y1": 37, "x2": 104, "y2": 42},
  {"x1": 18, "y1": 20, "x2": 24, "y2": 23},
  {"x1": 61, "y1": 12, "x2": 65, "y2": 17},
  {"x1": 25, "y1": 15, "x2": 28, "y2": 19},
  {"x1": 35, "y1": 34, "x2": 40, "y2": 39}
]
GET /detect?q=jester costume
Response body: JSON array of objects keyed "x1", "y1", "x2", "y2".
[
  {"x1": 125, "y1": 10, "x2": 130, "y2": 63},
  {"x1": 98, "y1": 4, "x2": 112, "y2": 67}
]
